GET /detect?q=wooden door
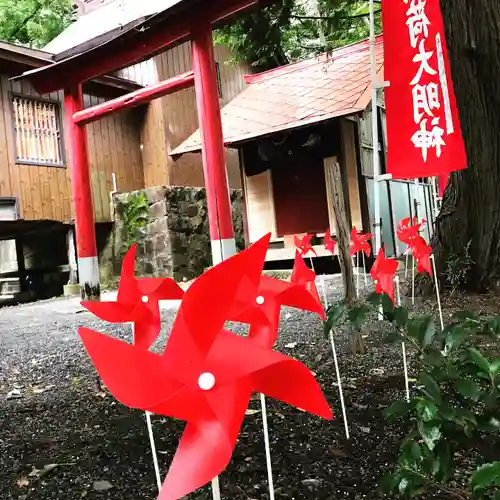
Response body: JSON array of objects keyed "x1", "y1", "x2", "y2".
[{"x1": 271, "y1": 157, "x2": 330, "y2": 237}]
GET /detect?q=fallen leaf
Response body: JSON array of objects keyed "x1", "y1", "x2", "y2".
[
  {"x1": 328, "y1": 446, "x2": 348, "y2": 458},
  {"x1": 285, "y1": 342, "x2": 298, "y2": 349},
  {"x1": 359, "y1": 426, "x2": 371, "y2": 434},
  {"x1": 245, "y1": 409, "x2": 260, "y2": 416},
  {"x1": 93, "y1": 480, "x2": 113, "y2": 491},
  {"x1": 6, "y1": 389, "x2": 22, "y2": 400},
  {"x1": 29, "y1": 464, "x2": 59, "y2": 479},
  {"x1": 16, "y1": 477, "x2": 29, "y2": 488}
]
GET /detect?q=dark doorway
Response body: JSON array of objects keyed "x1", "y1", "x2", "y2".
[{"x1": 272, "y1": 157, "x2": 330, "y2": 236}]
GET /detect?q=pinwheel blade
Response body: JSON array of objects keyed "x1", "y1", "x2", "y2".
[
  {"x1": 168, "y1": 235, "x2": 270, "y2": 358},
  {"x1": 206, "y1": 330, "x2": 332, "y2": 420},
  {"x1": 116, "y1": 243, "x2": 139, "y2": 302},
  {"x1": 79, "y1": 328, "x2": 184, "y2": 415},
  {"x1": 158, "y1": 385, "x2": 249, "y2": 500},
  {"x1": 81, "y1": 301, "x2": 135, "y2": 323},
  {"x1": 138, "y1": 276, "x2": 184, "y2": 300}
]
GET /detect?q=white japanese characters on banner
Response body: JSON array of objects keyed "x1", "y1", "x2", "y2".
[{"x1": 382, "y1": 0, "x2": 467, "y2": 179}]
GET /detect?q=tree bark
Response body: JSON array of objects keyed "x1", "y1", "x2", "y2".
[
  {"x1": 431, "y1": 0, "x2": 500, "y2": 291},
  {"x1": 325, "y1": 157, "x2": 357, "y2": 301}
]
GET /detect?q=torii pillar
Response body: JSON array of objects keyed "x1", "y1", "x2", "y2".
[
  {"x1": 64, "y1": 85, "x2": 100, "y2": 301},
  {"x1": 192, "y1": 22, "x2": 237, "y2": 264}
]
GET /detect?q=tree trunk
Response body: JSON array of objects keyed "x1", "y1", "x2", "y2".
[
  {"x1": 325, "y1": 157, "x2": 357, "y2": 301},
  {"x1": 432, "y1": 0, "x2": 500, "y2": 291}
]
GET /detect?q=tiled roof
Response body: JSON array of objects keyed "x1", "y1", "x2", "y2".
[{"x1": 171, "y1": 36, "x2": 383, "y2": 156}]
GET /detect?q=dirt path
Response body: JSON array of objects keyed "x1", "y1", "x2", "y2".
[{"x1": 1, "y1": 278, "x2": 497, "y2": 499}]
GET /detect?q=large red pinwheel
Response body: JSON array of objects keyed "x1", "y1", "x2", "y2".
[
  {"x1": 81, "y1": 243, "x2": 184, "y2": 349},
  {"x1": 397, "y1": 217, "x2": 426, "y2": 246},
  {"x1": 411, "y1": 236, "x2": 433, "y2": 277},
  {"x1": 323, "y1": 231, "x2": 336, "y2": 255},
  {"x1": 294, "y1": 234, "x2": 317, "y2": 257},
  {"x1": 79, "y1": 237, "x2": 333, "y2": 500},
  {"x1": 229, "y1": 251, "x2": 325, "y2": 348},
  {"x1": 370, "y1": 248, "x2": 399, "y2": 303},
  {"x1": 350, "y1": 227, "x2": 372, "y2": 257}
]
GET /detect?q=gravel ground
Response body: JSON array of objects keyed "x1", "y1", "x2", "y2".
[{"x1": 1, "y1": 276, "x2": 499, "y2": 500}]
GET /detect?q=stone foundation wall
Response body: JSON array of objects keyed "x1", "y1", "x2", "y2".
[{"x1": 100, "y1": 186, "x2": 245, "y2": 284}]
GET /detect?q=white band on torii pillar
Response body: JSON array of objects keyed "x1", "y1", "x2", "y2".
[
  {"x1": 211, "y1": 238, "x2": 237, "y2": 265},
  {"x1": 77, "y1": 256, "x2": 100, "y2": 299}
]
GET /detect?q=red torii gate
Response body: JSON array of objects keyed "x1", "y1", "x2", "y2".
[{"x1": 19, "y1": 0, "x2": 269, "y2": 301}]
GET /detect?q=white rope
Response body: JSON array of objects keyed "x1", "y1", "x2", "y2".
[
  {"x1": 260, "y1": 394, "x2": 275, "y2": 500},
  {"x1": 431, "y1": 254, "x2": 444, "y2": 330},
  {"x1": 395, "y1": 277, "x2": 410, "y2": 402}
]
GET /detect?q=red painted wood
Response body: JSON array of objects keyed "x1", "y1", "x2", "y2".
[
  {"x1": 73, "y1": 71, "x2": 195, "y2": 125},
  {"x1": 27, "y1": 0, "x2": 260, "y2": 95},
  {"x1": 64, "y1": 86, "x2": 97, "y2": 259},
  {"x1": 192, "y1": 22, "x2": 234, "y2": 242}
]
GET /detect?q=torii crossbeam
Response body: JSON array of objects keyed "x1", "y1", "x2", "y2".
[{"x1": 16, "y1": 0, "x2": 271, "y2": 300}]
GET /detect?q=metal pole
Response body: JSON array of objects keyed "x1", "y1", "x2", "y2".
[
  {"x1": 64, "y1": 85, "x2": 100, "y2": 301},
  {"x1": 192, "y1": 22, "x2": 236, "y2": 265},
  {"x1": 369, "y1": 0, "x2": 381, "y2": 256}
]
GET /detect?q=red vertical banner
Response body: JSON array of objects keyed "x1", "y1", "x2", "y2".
[{"x1": 382, "y1": 0, "x2": 467, "y2": 178}]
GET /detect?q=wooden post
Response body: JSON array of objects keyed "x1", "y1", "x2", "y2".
[
  {"x1": 15, "y1": 238, "x2": 27, "y2": 293},
  {"x1": 324, "y1": 157, "x2": 356, "y2": 302},
  {"x1": 67, "y1": 226, "x2": 78, "y2": 285}
]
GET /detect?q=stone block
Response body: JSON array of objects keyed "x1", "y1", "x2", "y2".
[
  {"x1": 144, "y1": 186, "x2": 167, "y2": 204},
  {"x1": 149, "y1": 200, "x2": 167, "y2": 219}
]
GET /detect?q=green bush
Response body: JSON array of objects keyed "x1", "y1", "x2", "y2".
[{"x1": 325, "y1": 295, "x2": 500, "y2": 499}]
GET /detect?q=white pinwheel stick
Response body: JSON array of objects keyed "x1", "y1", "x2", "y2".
[
  {"x1": 395, "y1": 277, "x2": 410, "y2": 402},
  {"x1": 431, "y1": 254, "x2": 444, "y2": 330},
  {"x1": 131, "y1": 323, "x2": 162, "y2": 492},
  {"x1": 321, "y1": 275, "x2": 350, "y2": 439}
]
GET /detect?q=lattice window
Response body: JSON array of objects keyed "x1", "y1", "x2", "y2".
[{"x1": 12, "y1": 96, "x2": 63, "y2": 166}]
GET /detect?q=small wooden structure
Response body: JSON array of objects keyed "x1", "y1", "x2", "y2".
[{"x1": 173, "y1": 37, "x2": 437, "y2": 263}]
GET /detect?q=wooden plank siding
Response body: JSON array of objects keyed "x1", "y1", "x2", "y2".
[
  {"x1": 0, "y1": 73, "x2": 144, "y2": 223},
  {"x1": 140, "y1": 42, "x2": 248, "y2": 189}
]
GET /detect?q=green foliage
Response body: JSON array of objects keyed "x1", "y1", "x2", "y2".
[
  {"x1": 214, "y1": 0, "x2": 381, "y2": 71},
  {"x1": 444, "y1": 239, "x2": 475, "y2": 292},
  {"x1": 118, "y1": 192, "x2": 149, "y2": 252},
  {"x1": 325, "y1": 295, "x2": 500, "y2": 499},
  {"x1": 0, "y1": 0, "x2": 72, "y2": 48}
]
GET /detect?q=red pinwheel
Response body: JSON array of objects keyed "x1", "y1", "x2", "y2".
[
  {"x1": 412, "y1": 236, "x2": 433, "y2": 277},
  {"x1": 350, "y1": 227, "x2": 372, "y2": 257},
  {"x1": 79, "y1": 236, "x2": 333, "y2": 500},
  {"x1": 82, "y1": 243, "x2": 184, "y2": 349},
  {"x1": 370, "y1": 248, "x2": 399, "y2": 303},
  {"x1": 294, "y1": 234, "x2": 317, "y2": 257},
  {"x1": 396, "y1": 217, "x2": 426, "y2": 246},
  {"x1": 229, "y1": 251, "x2": 325, "y2": 348},
  {"x1": 324, "y1": 231, "x2": 336, "y2": 255}
]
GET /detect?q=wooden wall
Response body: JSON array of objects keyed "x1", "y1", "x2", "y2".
[
  {"x1": 140, "y1": 42, "x2": 248, "y2": 190},
  {"x1": 0, "y1": 74, "x2": 144, "y2": 223}
]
